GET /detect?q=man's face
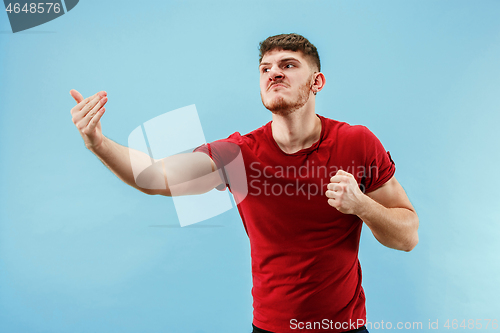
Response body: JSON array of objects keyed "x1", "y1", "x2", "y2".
[{"x1": 259, "y1": 49, "x2": 316, "y2": 115}]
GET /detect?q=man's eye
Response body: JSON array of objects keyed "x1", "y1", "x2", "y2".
[
  {"x1": 262, "y1": 68, "x2": 270, "y2": 73},
  {"x1": 285, "y1": 64, "x2": 294, "y2": 69}
]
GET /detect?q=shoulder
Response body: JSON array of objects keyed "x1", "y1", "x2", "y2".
[
  {"x1": 320, "y1": 115, "x2": 375, "y2": 141},
  {"x1": 340, "y1": 123, "x2": 374, "y2": 140},
  {"x1": 202, "y1": 122, "x2": 269, "y2": 156},
  {"x1": 217, "y1": 121, "x2": 270, "y2": 149},
  {"x1": 214, "y1": 121, "x2": 268, "y2": 143},
  {"x1": 242, "y1": 121, "x2": 269, "y2": 142}
]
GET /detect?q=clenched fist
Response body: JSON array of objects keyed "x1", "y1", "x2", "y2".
[
  {"x1": 325, "y1": 169, "x2": 367, "y2": 215},
  {"x1": 70, "y1": 89, "x2": 108, "y2": 151}
]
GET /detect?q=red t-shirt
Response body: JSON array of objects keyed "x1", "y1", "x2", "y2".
[{"x1": 194, "y1": 114, "x2": 395, "y2": 332}]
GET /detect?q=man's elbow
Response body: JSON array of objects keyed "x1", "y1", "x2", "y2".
[
  {"x1": 403, "y1": 215, "x2": 419, "y2": 252},
  {"x1": 142, "y1": 187, "x2": 172, "y2": 196},
  {"x1": 403, "y1": 234, "x2": 419, "y2": 252}
]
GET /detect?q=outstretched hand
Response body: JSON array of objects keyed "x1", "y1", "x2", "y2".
[{"x1": 70, "y1": 89, "x2": 108, "y2": 151}]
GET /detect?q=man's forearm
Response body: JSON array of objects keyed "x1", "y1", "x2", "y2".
[
  {"x1": 91, "y1": 136, "x2": 161, "y2": 194},
  {"x1": 89, "y1": 136, "x2": 223, "y2": 197},
  {"x1": 357, "y1": 195, "x2": 419, "y2": 252}
]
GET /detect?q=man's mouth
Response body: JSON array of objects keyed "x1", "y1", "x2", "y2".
[{"x1": 269, "y1": 82, "x2": 287, "y2": 90}]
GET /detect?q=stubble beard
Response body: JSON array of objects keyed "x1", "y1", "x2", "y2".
[{"x1": 261, "y1": 78, "x2": 313, "y2": 116}]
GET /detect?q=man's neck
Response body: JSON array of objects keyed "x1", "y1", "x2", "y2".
[{"x1": 271, "y1": 105, "x2": 321, "y2": 154}]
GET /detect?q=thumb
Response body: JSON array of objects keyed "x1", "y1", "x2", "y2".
[
  {"x1": 336, "y1": 169, "x2": 354, "y2": 179},
  {"x1": 70, "y1": 89, "x2": 84, "y2": 104}
]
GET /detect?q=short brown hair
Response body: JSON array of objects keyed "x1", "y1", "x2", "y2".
[{"x1": 259, "y1": 33, "x2": 321, "y2": 72}]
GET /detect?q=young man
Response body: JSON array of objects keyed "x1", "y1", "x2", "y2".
[{"x1": 70, "y1": 34, "x2": 418, "y2": 333}]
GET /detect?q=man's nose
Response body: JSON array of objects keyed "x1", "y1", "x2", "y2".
[{"x1": 268, "y1": 66, "x2": 284, "y2": 81}]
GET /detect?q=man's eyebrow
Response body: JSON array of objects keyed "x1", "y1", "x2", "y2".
[
  {"x1": 259, "y1": 58, "x2": 301, "y2": 68},
  {"x1": 279, "y1": 57, "x2": 301, "y2": 63}
]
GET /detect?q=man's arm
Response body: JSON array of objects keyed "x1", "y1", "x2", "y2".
[
  {"x1": 325, "y1": 170, "x2": 419, "y2": 252},
  {"x1": 70, "y1": 89, "x2": 223, "y2": 196}
]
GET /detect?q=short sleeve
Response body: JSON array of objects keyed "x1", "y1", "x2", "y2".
[
  {"x1": 359, "y1": 126, "x2": 396, "y2": 193},
  {"x1": 193, "y1": 132, "x2": 243, "y2": 191}
]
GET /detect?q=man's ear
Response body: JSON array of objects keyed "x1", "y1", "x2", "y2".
[{"x1": 311, "y1": 72, "x2": 326, "y2": 94}]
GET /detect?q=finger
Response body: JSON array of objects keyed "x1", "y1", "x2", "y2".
[
  {"x1": 325, "y1": 190, "x2": 338, "y2": 199},
  {"x1": 71, "y1": 93, "x2": 97, "y2": 116},
  {"x1": 81, "y1": 95, "x2": 103, "y2": 117},
  {"x1": 72, "y1": 95, "x2": 99, "y2": 121},
  {"x1": 329, "y1": 175, "x2": 347, "y2": 183},
  {"x1": 79, "y1": 96, "x2": 108, "y2": 129},
  {"x1": 327, "y1": 183, "x2": 343, "y2": 191},
  {"x1": 336, "y1": 169, "x2": 354, "y2": 178},
  {"x1": 70, "y1": 89, "x2": 84, "y2": 104},
  {"x1": 85, "y1": 97, "x2": 108, "y2": 122},
  {"x1": 71, "y1": 91, "x2": 107, "y2": 114},
  {"x1": 327, "y1": 198, "x2": 339, "y2": 208},
  {"x1": 83, "y1": 107, "x2": 105, "y2": 134}
]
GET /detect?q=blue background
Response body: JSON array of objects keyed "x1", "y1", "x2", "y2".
[{"x1": 1, "y1": 1, "x2": 499, "y2": 332}]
